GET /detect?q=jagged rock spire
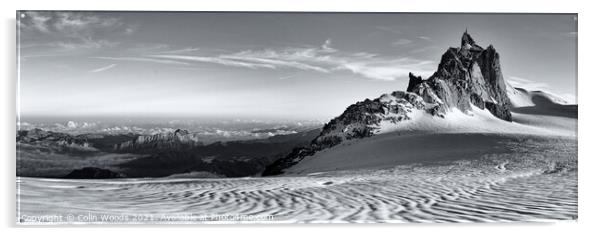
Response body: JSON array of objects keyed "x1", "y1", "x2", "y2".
[
  {"x1": 407, "y1": 30, "x2": 512, "y2": 121},
  {"x1": 461, "y1": 29, "x2": 476, "y2": 48},
  {"x1": 264, "y1": 30, "x2": 515, "y2": 176}
]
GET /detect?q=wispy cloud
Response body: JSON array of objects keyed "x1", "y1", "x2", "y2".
[
  {"x1": 54, "y1": 39, "x2": 118, "y2": 50},
  {"x1": 336, "y1": 58, "x2": 433, "y2": 81},
  {"x1": 144, "y1": 39, "x2": 435, "y2": 81},
  {"x1": 392, "y1": 38, "x2": 413, "y2": 46},
  {"x1": 19, "y1": 11, "x2": 131, "y2": 37},
  {"x1": 157, "y1": 47, "x2": 201, "y2": 54},
  {"x1": 19, "y1": 40, "x2": 119, "y2": 58},
  {"x1": 278, "y1": 74, "x2": 298, "y2": 80},
  {"x1": 219, "y1": 53, "x2": 330, "y2": 72},
  {"x1": 90, "y1": 64, "x2": 117, "y2": 73},
  {"x1": 149, "y1": 55, "x2": 278, "y2": 69},
  {"x1": 18, "y1": 11, "x2": 133, "y2": 53},
  {"x1": 418, "y1": 36, "x2": 433, "y2": 41},
  {"x1": 91, "y1": 56, "x2": 190, "y2": 65}
]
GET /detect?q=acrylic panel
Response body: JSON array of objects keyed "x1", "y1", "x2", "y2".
[{"x1": 16, "y1": 11, "x2": 578, "y2": 224}]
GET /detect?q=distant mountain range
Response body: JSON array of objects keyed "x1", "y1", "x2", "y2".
[
  {"x1": 17, "y1": 126, "x2": 320, "y2": 178},
  {"x1": 17, "y1": 119, "x2": 320, "y2": 143}
]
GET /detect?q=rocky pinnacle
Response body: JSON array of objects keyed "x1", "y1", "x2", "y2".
[
  {"x1": 407, "y1": 31, "x2": 512, "y2": 121},
  {"x1": 263, "y1": 31, "x2": 514, "y2": 176}
]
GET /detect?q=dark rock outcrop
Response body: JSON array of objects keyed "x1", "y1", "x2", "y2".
[
  {"x1": 113, "y1": 129, "x2": 199, "y2": 153},
  {"x1": 407, "y1": 72, "x2": 423, "y2": 92},
  {"x1": 263, "y1": 91, "x2": 431, "y2": 176},
  {"x1": 63, "y1": 167, "x2": 126, "y2": 179},
  {"x1": 17, "y1": 128, "x2": 95, "y2": 151},
  {"x1": 118, "y1": 128, "x2": 320, "y2": 178},
  {"x1": 263, "y1": 31, "x2": 513, "y2": 176},
  {"x1": 17, "y1": 127, "x2": 320, "y2": 178},
  {"x1": 407, "y1": 30, "x2": 512, "y2": 121}
]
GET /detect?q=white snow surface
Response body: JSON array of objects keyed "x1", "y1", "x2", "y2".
[
  {"x1": 376, "y1": 105, "x2": 570, "y2": 136},
  {"x1": 506, "y1": 84, "x2": 569, "y2": 108},
  {"x1": 19, "y1": 139, "x2": 576, "y2": 223}
]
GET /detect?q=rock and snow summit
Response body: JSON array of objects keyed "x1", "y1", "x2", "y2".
[{"x1": 263, "y1": 31, "x2": 572, "y2": 176}]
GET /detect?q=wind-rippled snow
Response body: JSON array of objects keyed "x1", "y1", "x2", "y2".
[{"x1": 17, "y1": 136, "x2": 576, "y2": 224}]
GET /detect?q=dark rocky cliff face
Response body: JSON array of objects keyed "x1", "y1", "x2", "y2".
[
  {"x1": 113, "y1": 129, "x2": 199, "y2": 153},
  {"x1": 407, "y1": 31, "x2": 512, "y2": 121},
  {"x1": 263, "y1": 31, "x2": 513, "y2": 176},
  {"x1": 262, "y1": 91, "x2": 430, "y2": 176}
]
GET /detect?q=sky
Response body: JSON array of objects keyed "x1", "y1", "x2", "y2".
[{"x1": 17, "y1": 12, "x2": 577, "y2": 120}]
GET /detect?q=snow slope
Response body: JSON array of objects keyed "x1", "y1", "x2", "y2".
[
  {"x1": 376, "y1": 104, "x2": 572, "y2": 136},
  {"x1": 506, "y1": 84, "x2": 571, "y2": 108},
  {"x1": 283, "y1": 87, "x2": 576, "y2": 175}
]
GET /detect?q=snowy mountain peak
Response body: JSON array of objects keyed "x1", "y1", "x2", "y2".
[
  {"x1": 263, "y1": 31, "x2": 515, "y2": 176},
  {"x1": 409, "y1": 32, "x2": 511, "y2": 121}
]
